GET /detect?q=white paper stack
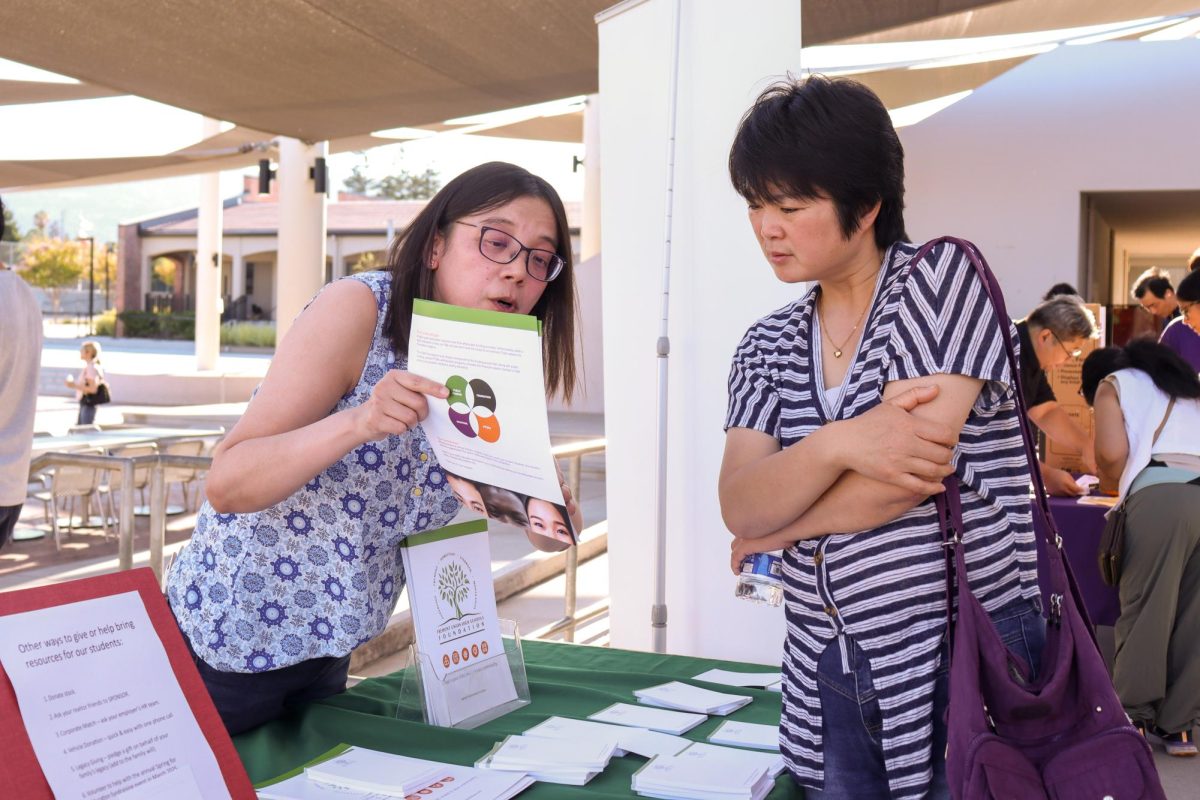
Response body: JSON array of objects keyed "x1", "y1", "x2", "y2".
[
  {"x1": 635, "y1": 681, "x2": 753, "y2": 716},
  {"x1": 707, "y1": 720, "x2": 780, "y2": 751},
  {"x1": 523, "y1": 715, "x2": 691, "y2": 759},
  {"x1": 263, "y1": 762, "x2": 532, "y2": 800},
  {"x1": 303, "y1": 747, "x2": 445, "y2": 796},
  {"x1": 692, "y1": 669, "x2": 782, "y2": 690},
  {"x1": 588, "y1": 702, "x2": 707, "y2": 735},
  {"x1": 631, "y1": 742, "x2": 781, "y2": 800},
  {"x1": 476, "y1": 734, "x2": 616, "y2": 785}
]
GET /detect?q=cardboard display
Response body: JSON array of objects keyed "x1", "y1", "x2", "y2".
[
  {"x1": 1044, "y1": 303, "x2": 1105, "y2": 473},
  {"x1": 0, "y1": 568, "x2": 255, "y2": 799}
]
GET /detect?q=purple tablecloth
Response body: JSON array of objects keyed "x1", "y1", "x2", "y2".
[{"x1": 1033, "y1": 497, "x2": 1120, "y2": 627}]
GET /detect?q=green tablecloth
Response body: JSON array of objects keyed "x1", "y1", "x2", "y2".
[{"x1": 234, "y1": 639, "x2": 805, "y2": 798}]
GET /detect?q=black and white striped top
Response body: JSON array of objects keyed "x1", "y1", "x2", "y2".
[{"x1": 725, "y1": 241, "x2": 1039, "y2": 797}]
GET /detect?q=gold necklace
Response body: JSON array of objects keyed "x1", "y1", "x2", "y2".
[{"x1": 818, "y1": 295, "x2": 871, "y2": 358}]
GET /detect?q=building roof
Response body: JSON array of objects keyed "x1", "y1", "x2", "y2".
[{"x1": 138, "y1": 197, "x2": 582, "y2": 236}]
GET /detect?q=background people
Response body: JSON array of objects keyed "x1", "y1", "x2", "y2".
[
  {"x1": 1160, "y1": 269, "x2": 1200, "y2": 372},
  {"x1": 65, "y1": 341, "x2": 105, "y2": 425},
  {"x1": 1132, "y1": 266, "x2": 1181, "y2": 322},
  {"x1": 1014, "y1": 295, "x2": 1099, "y2": 495},
  {"x1": 0, "y1": 195, "x2": 44, "y2": 550},
  {"x1": 164, "y1": 162, "x2": 581, "y2": 735},
  {"x1": 721, "y1": 76, "x2": 1043, "y2": 798},
  {"x1": 1081, "y1": 340, "x2": 1200, "y2": 757}
]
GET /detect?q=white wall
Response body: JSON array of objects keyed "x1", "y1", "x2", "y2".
[
  {"x1": 902, "y1": 41, "x2": 1200, "y2": 317},
  {"x1": 598, "y1": 0, "x2": 801, "y2": 662}
]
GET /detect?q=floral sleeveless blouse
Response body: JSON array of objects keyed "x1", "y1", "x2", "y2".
[{"x1": 167, "y1": 271, "x2": 459, "y2": 672}]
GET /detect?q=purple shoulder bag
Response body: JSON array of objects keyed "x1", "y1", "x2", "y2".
[{"x1": 912, "y1": 238, "x2": 1165, "y2": 799}]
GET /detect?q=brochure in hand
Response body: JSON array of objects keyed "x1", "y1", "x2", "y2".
[
  {"x1": 399, "y1": 520, "x2": 517, "y2": 726},
  {"x1": 408, "y1": 299, "x2": 576, "y2": 549}
]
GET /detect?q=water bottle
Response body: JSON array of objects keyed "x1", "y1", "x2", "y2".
[{"x1": 734, "y1": 551, "x2": 783, "y2": 606}]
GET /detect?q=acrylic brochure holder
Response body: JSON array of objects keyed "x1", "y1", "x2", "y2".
[{"x1": 396, "y1": 618, "x2": 530, "y2": 730}]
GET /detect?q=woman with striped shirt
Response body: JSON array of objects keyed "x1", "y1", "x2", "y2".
[{"x1": 720, "y1": 76, "x2": 1044, "y2": 799}]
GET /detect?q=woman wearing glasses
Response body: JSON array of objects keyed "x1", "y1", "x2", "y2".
[
  {"x1": 1013, "y1": 294, "x2": 1100, "y2": 496},
  {"x1": 165, "y1": 162, "x2": 581, "y2": 734}
]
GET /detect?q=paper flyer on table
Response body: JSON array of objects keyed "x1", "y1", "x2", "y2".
[
  {"x1": 0, "y1": 591, "x2": 229, "y2": 800},
  {"x1": 400, "y1": 520, "x2": 517, "y2": 725},
  {"x1": 408, "y1": 299, "x2": 576, "y2": 547}
]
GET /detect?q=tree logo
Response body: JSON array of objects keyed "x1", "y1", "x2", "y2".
[{"x1": 436, "y1": 559, "x2": 473, "y2": 620}]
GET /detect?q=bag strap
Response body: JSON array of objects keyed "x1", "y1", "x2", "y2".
[
  {"x1": 903, "y1": 239, "x2": 1093, "y2": 645},
  {"x1": 1152, "y1": 396, "x2": 1176, "y2": 447}
]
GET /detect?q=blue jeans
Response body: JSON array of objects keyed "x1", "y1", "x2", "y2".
[
  {"x1": 806, "y1": 599, "x2": 1045, "y2": 800},
  {"x1": 77, "y1": 401, "x2": 96, "y2": 425}
]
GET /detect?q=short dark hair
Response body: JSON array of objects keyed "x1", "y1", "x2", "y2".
[
  {"x1": 728, "y1": 75, "x2": 908, "y2": 250},
  {"x1": 1042, "y1": 283, "x2": 1079, "y2": 301},
  {"x1": 383, "y1": 162, "x2": 576, "y2": 401},
  {"x1": 1177, "y1": 268, "x2": 1200, "y2": 304},
  {"x1": 1081, "y1": 339, "x2": 1200, "y2": 405},
  {"x1": 1131, "y1": 266, "x2": 1173, "y2": 300},
  {"x1": 1188, "y1": 247, "x2": 1200, "y2": 273}
]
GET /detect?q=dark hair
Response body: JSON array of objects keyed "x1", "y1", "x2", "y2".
[
  {"x1": 1188, "y1": 247, "x2": 1200, "y2": 273},
  {"x1": 1042, "y1": 283, "x2": 1079, "y2": 301},
  {"x1": 1080, "y1": 339, "x2": 1200, "y2": 405},
  {"x1": 0, "y1": 195, "x2": 6, "y2": 243},
  {"x1": 728, "y1": 75, "x2": 908, "y2": 250},
  {"x1": 383, "y1": 162, "x2": 576, "y2": 400},
  {"x1": 1177, "y1": 268, "x2": 1200, "y2": 303},
  {"x1": 1131, "y1": 266, "x2": 1173, "y2": 300}
]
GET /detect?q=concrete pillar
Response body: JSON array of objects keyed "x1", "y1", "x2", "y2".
[
  {"x1": 330, "y1": 235, "x2": 345, "y2": 280},
  {"x1": 231, "y1": 252, "x2": 246, "y2": 299},
  {"x1": 275, "y1": 138, "x2": 328, "y2": 344},
  {"x1": 597, "y1": 0, "x2": 801, "y2": 659},
  {"x1": 195, "y1": 117, "x2": 223, "y2": 370}
]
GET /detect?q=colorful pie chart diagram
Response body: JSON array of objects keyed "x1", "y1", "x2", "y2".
[{"x1": 445, "y1": 375, "x2": 501, "y2": 443}]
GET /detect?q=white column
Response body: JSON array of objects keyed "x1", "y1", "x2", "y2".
[
  {"x1": 330, "y1": 235, "x2": 345, "y2": 280},
  {"x1": 275, "y1": 138, "x2": 328, "y2": 343},
  {"x1": 597, "y1": 0, "x2": 801, "y2": 660},
  {"x1": 582, "y1": 93, "x2": 601, "y2": 262},
  {"x1": 195, "y1": 117, "x2": 223, "y2": 370},
  {"x1": 231, "y1": 252, "x2": 246, "y2": 299}
]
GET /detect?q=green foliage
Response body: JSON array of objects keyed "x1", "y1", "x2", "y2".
[
  {"x1": 117, "y1": 310, "x2": 195, "y2": 339},
  {"x1": 341, "y1": 160, "x2": 441, "y2": 200},
  {"x1": 437, "y1": 561, "x2": 470, "y2": 619},
  {"x1": 349, "y1": 251, "x2": 381, "y2": 274},
  {"x1": 2, "y1": 204, "x2": 18, "y2": 241},
  {"x1": 20, "y1": 238, "x2": 85, "y2": 313},
  {"x1": 151, "y1": 257, "x2": 177, "y2": 291},
  {"x1": 220, "y1": 322, "x2": 275, "y2": 348},
  {"x1": 94, "y1": 308, "x2": 117, "y2": 337}
]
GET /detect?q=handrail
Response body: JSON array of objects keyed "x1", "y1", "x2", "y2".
[{"x1": 544, "y1": 437, "x2": 607, "y2": 643}]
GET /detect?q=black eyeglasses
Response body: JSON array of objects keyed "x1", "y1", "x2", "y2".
[
  {"x1": 1051, "y1": 331, "x2": 1082, "y2": 360},
  {"x1": 454, "y1": 221, "x2": 565, "y2": 282}
]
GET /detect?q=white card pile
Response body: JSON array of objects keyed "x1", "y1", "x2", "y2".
[
  {"x1": 635, "y1": 681, "x2": 753, "y2": 715},
  {"x1": 631, "y1": 742, "x2": 782, "y2": 800},
  {"x1": 692, "y1": 668, "x2": 782, "y2": 690},
  {"x1": 265, "y1": 759, "x2": 531, "y2": 800},
  {"x1": 707, "y1": 720, "x2": 780, "y2": 751},
  {"x1": 588, "y1": 702, "x2": 707, "y2": 735},
  {"x1": 476, "y1": 734, "x2": 616, "y2": 785},
  {"x1": 304, "y1": 746, "x2": 445, "y2": 796},
  {"x1": 523, "y1": 715, "x2": 690, "y2": 759}
]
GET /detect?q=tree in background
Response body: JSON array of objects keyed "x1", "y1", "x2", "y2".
[
  {"x1": 1, "y1": 203, "x2": 18, "y2": 241},
  {"x1": 341, "y1": 156, "x2": 442, "y2": 200},
  {"x1": 20, "y1": 238, "x2": 85, "y2": 314},
  {"x1": 151, "y1": 256, "x2": 177, "y2": 291},
  {"x1": 349, "y1": 251, "x2": 382, "y2": 274},
  {"x1": 29, "y1": 210, "x2": 63, "y2": 239}
]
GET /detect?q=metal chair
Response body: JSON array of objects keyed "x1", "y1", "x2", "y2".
[
  {"x1": 162, "y1": 439, "x2": 207, "y2": 512},
  {"x1": 31, "y1": 450, "x2": 111, "y2": 550},
  {"x1": 103, "y1": 443, "x2": 157, "y2": 521}
]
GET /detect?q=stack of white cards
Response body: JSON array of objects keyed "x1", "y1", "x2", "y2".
[
  {"x1": 588, "y1": 702, "x2": 707, "y2": 735},
  {"x1": 693, "y1": 668, "x2": 783, "y2": 692},
  {"x1": 632, "y1": 742, "x2": 783, "y2": 800},
  {"x1": 258, "y1": 745, "x2": 533, "y2": 800},
  {"x1": 707, "y1": 720, "x2": 780, "y2": 751},
  {"x1": 523, "y1": 715, "x2": 691, "y2": 759},
  {"x1": 635, "y1": 681, "x2": 753, "y2": 716},
  {"x1": 476, "y1": 734, "x2": 617, "y2": 785}
]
